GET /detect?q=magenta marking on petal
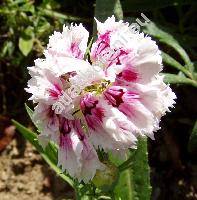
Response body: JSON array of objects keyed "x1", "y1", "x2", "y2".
[
  {"x1": 47, "y1": 106, "x2": 55, "y2": 118},
  {"x1": 117, "y1": 68, "x2": 138, "y2": 83},
  {"x1": 59, "y1": 133, "x2": 72, "y2": 153},
  {"x1": 73, "y1": 120, "x2": 85, "y2": 141},
  {"x1": 60, "y1": 118, "x2": 72, "y2": 136},
  {"x1": 123, "y1": 91, "x2": 139, "y2": 104},
  {"x1": 70, "y1": 42, "x2": 83, "y2": 59},
  {"x1": 48, "y1": 83, "x2": 63, "y2": 99},
  {"x1": 104, "y1": 87, "x2": 124, "y2": 107},
  {"x1": 119, "y1": 103, "x2": 135, "y2": 119},
  {"x1": 48, "y1": 89, "x2": 59, "y2": 98},
  {"x1": 80, "y1": 94, "x2": 105, "y2": 130},
  {"x1": 85, "y1": 107, "x2": 104, "y2": 130},
  {"x1": 96, "y1": 42, "x2": 110, "y2": 58},
  {"x1": 59, "y1": 118, "x2": 73, "y2": 158},
  {"x1": 92, "y1": 32, "x2": 111, "y2": 61},
  {"x1": 92, "y1": 30, "x2": 130, "y2": 68},
  {"x1": 104, "y1": 86, "x2": 139, "y2": 109},
  {"x1": 46, "y1": 106, "x2": 59, "y2": 130},
  {"x1": 107, "y1": 49, "x2": 128, "y2": 67},
  {"x1": 100, "y1": 32, "x2": 111, "y2": 43},
  {"x1": 84, "y1": 100, "x2": 98, "y2": 115},
  {"x1": 104, "y1": 86, "x2": 141, "y2": 120},
  {"x1": 80, "y1": 94, "x2": 98, "y2": 114}
]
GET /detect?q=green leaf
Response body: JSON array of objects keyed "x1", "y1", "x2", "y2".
[
  {"x1": 111, "y1": 139, "x2": 151, "y2": 200},
  {"x1": 144, "y1": 22, "x2": 193, "y2": 70},
  {"x1": 162, "y1": 73, "x2": 197, "y2": 88},
  {"x1": 131, "y1": 138, "x2": 151, "y2": 200},
  {"x1": 93, "y1": 0, "x2": 123, "y2": 35},
  {"x1": 161, "y1": 52, "x2": 193, "y2": 79},
  {"x1": 21, "y1": 2, "x2": 35, "y2": 14},
  {"x1": 122, "y1": 0, "x2": 197, "y2": 12},
  {"x1": 188, "y1": 120, "x2": 197, "y2": 153},
  {"x1": 19, "y1": 37, "x2": 34, "y2": 56},
  {"x1": 36, "y1": 21, "x2": 51, "y2": 37},
  {"x1": 25, "y1": 103, "x2": 33, "y2": 119},
  {"x1": 94, "y1": 0, "x2": 123, "y2": 22},
  {"x1": 12, "y1": 119, "x2": 43, "y2": 152},
  {"x1": 19, "y1": 27, "x2": 34, "y2": 56},
  {"x1": 111, "y1": 153, "x2": 134, "y2": 200},
  {"x1": 38, "y1": 8, "x2": 90, "y2": 23},
  {"x1": 0, "y1": 41, "x2": 14, "y2": 58},
  {"x1": 114, "y1": 168, "x2": 134, "y2": 200},
  {"x1": 12, "y1": 119, "x2": 75, "y2": 188}
]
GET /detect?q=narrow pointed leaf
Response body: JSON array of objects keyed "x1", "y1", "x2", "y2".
[
  {"x1": 144, "y1": 22, "x2": 192, "y2": 69},
  {"x1": 25, "y1": 103, "x2": 33, "y2": 119},
  {"x1": 161, "y1": 52, "x2": 193, "y2": 79},
  {"x1": 162, "y1": 73, "x2": 197, "y2": 88}
]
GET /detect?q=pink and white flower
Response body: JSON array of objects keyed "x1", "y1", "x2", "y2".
[
  {"x1": 58, "y1": 118, "x2": 104, "y2": 182},
  {"x1": 32, "y1": 103, "x2": 60, "y2": 147},
  {"x1": 91, "y1": 16, "x2": 162, "y2": 84},
  {"x1": 32, "y1": 103, "x2": 104, "y2": 182},
  {"x1": 26, "y1": 17, "x2": 176, "y2": 182},
  {"x1": 45, "y1": 23, "x2": 89, "y2": 60},
  {"x1": 80, "y1": 93, "x2": 138, "y2": 151},
  {"x1": 26, "y1": 57, "x2": 104, "y2": 118}
]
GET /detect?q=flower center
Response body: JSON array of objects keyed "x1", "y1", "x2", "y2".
[{"x1": 84, "y1": 79, "x2": 111, "y2": 95}]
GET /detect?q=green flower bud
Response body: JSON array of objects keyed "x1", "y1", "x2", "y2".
[{"x1": 92, "y1": 161, "x2": 119, "y2": 191}]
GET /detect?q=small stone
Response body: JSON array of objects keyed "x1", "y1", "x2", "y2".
[{"x1": 1, "y1": 171, "x2": 8, "y2": 181}]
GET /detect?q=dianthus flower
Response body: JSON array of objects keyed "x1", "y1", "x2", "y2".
[{"x1": 26, "y1": 16, "x2": 176, "y2": 182}]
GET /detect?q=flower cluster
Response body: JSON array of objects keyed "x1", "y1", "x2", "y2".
[{"x1": 26, "y1": 16, "x2": 176, "y2": 182}]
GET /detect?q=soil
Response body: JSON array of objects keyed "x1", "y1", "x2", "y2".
[{"x1": 0, "y1": 133, "x2": 75, "y2": 200}]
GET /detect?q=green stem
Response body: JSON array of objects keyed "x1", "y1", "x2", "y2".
[
  {"x1": 126, "y1": 169, "x2": 133, "y2": 200},
  {"x1": 118, "y1": 152, "x2": 136, "y2": 172},
  {"x1": 162, "y1": 73, "x2": 197, "y2": 88},
  {"x1": 119, "y1": 164, "x2": 132, "y2": 172},
  {"x1": 74, "y1": 182, "x2": 82, "y2": 200},
  {"x1": 85, "y1": 37, "x2": 94, "y2": 59},
  {"x1": 38, "y1": 8, "x2": 91, "y2": 23},
  {"x1": 75, "y1": 188, "x2": 81, "y2": 200},
  {"x1": 162, "y1": 51, "x2": 194, "y2": 79}
]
